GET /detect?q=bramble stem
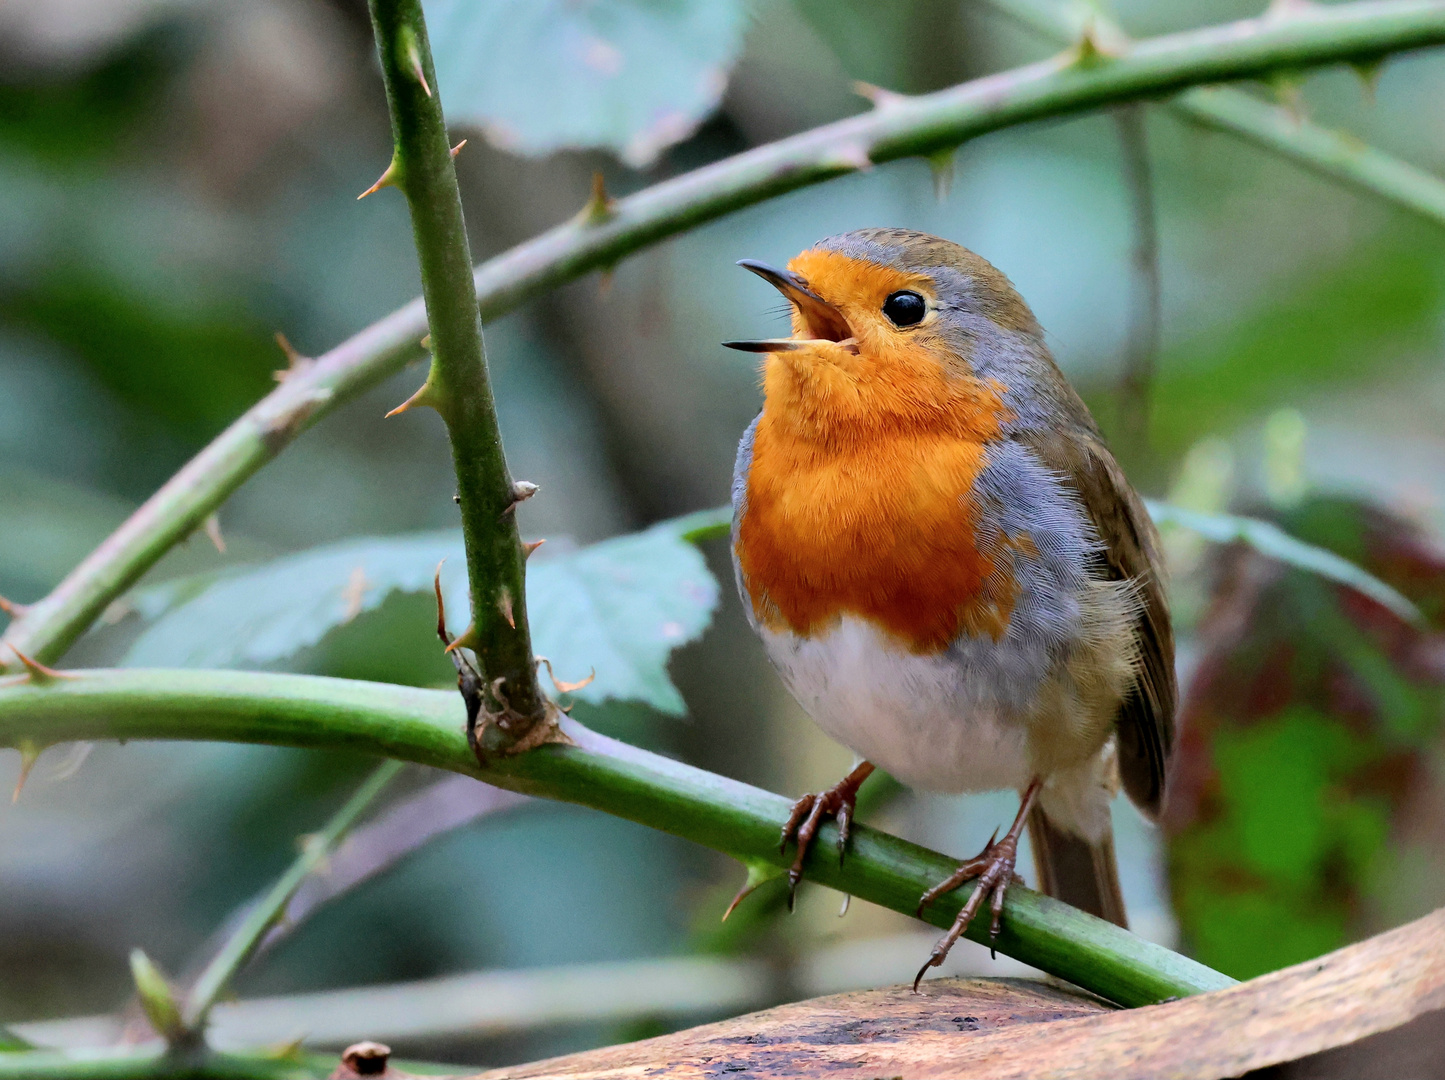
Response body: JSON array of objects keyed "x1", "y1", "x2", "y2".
[
  {"x1": 5, "y1": 0, "x2": 1445, "y2": 673},
  {"x1": 0, "y1": 1048, "x2": 334, "y2": 1079},
  {"x1": 180, "y1": 760, "x2": 403, "y2": 1032},
  {"x1": 0, "y1": 668, "x2": 1235, "y2": 1009},
  {"x1": 364, "y1": 0, "x2": 547, "y2": 742},
  {"x1": 985, "y1": 0, "x2": 1445, "y2": 229}
]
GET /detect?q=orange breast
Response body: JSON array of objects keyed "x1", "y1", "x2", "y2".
[{"x1": 737, "y1": 417, "x2": 1017, "y2": 655}]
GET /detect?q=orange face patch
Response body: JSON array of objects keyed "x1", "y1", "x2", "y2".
[{"x1": 736, "y1": 250, "x2": 1019, "y2": 654}]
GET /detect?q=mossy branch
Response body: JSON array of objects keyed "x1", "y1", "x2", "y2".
[
  {"x1": 0, "y1": 667, "x2": 1234, "y2": 1010},
  {"x1": 6, "y1": 0, "x2": 1445, "y2": 673},
  {"x1": 364, "y1": 0, "x2": 548, "y2": 745}
]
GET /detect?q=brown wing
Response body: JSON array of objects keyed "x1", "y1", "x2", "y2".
[{"x1": 1025, "y1": 429, "x2": 1176, "y2": 819}]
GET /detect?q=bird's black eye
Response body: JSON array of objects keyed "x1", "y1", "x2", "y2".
[{"x1": 882, "y1": 290, "x2": 926, "y2": 327}]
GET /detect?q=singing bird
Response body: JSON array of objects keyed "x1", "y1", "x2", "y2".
[{"x1": 725, "y1": 228, "x2": 1174, "y2": 984}]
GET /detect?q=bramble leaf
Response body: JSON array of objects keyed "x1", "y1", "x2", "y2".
[
  {"x1": 424, "y1": 0, "x2": 748, "y2": 167},
  {"x1": 123, "y1": 516, "x2": 720, "y2": 715}
]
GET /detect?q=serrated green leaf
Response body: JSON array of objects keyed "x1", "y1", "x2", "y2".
[
  {"x1": 122, "y1": 518, "x2": 718, "y2": 715},
  {"x1": 423, "y1": 0, "x2": 748, "y2": 167},
  {"x1": 524, "y1": 521, "x2": 718, "y2": 714}
]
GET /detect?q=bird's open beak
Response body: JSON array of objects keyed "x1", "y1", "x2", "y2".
[{"x1": 722, "y1": 260, "x2": 853, "y2": 352}]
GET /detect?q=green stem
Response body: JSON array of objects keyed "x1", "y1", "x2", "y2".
[
  {"x1": 0, "y1": 1048, "x2": 447, "y2": 1080},
  {"x1": 1176, "y1": 84, "x2": 1445, "y2": 222},
  {"x1": 985, "y1": 0, "x2": 1445, "y2": 227},
  {"x1": 0, "y1": 1048, "x2": 326, "y2": 1080},
  {"x1": 5, "y1": 0, "x2": 1445, "y2": 673},
  {"x1": 0, "y1": 668, "x2": 1234, "y2": 1009},
  {"x1": 365, "y1": 0, "x2": 546, "y2": 739},
  {"x1": 180, "y1": 760, "x2": 404, "y2": 1032}
]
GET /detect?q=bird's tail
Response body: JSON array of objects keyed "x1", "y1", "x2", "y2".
[{"x1": 1026, "y1": 805, "x2": 1128, "y2": 928}]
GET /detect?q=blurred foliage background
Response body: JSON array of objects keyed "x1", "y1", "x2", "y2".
[{"x1": 1, "y1": 0, "x2": 1444, "y2": 1070}]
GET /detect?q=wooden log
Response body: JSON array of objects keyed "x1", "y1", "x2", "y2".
[{"x1": 461, "y1": 906, "x2": 1444, "y2": 1080}]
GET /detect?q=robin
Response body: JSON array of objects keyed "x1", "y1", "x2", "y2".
[{"x1": 725, "y1": 228, "x2": 1174, "y2": 986}]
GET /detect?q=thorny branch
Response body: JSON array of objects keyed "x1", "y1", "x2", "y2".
[
  {"x1": 365, "y1": 0, "x2": 552, "y2": 752},
  {"x1": 6, "y1": 1, "x2": 1445, "y2": 674}
]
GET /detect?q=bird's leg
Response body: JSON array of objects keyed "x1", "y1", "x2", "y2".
[
  {"x1": 779, "y1": 760, "x2": 875, "y2": 909},
  {"x1": 913, "y1": 778, "x2": 1042, "y2": 990}
]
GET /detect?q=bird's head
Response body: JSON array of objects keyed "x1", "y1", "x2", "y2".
[{"x1": 726, "y1": 228, "x2": 1048, "y2": 441}]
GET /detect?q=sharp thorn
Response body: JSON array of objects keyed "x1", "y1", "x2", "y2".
[
  {"x1": 450, "y1": 139, "x2": 467, "y2": 159},
  {"x1": 358, "y1": 157, "x2": 400, "y2": 200},
  {"x1": 129, "y1": 949, "x2": 184, "y2": 1043},
  {"x1": 1066, "y1": 18, "x2": 1127, "y2": 65},
  {"x1": 522, "y1": 538, "x2": 546, "y2": 559},
  {"x1": 538, "y1": 655, "x2": 594, "y2": 694},
  {"x1": 444, "y1": 623, "x2": 478, "y2": 654},
  {"x1": 275, "y1": 331, "x2": 301, "y2": 364},
  {"x1": 722, "y1": 882, "x2": 753, "y2": 922},
  {"x1": 401, "y1": 29, "x2": 433, "y2": 97},
  {"x1": 272, "y1": 332, "x2": 313, "y2": 381},
  {"x1": 9, "y1": 647, "x2": 69, "y2": 683},
  {"x1": 203, "y1": 513, "x2": 226, "y2": 555},
  {"x1": 498, "y1": 588, "x2": 515, "y2": 630},
  {"x1": 385, "y1": 377, "x2": 441, "y2": 418},
  {"x1": 0, "y1": 594, "x2": 29, "y2": 619},
  {"x1": 1268, "y1": 71, "x2": 1306, "y2": 121},
  {"x1": 852, "y1": 81, "x2": 907, "y2": 109},
  {"x1": 927, "y1": 148, "x2": 954, "y2": 202},
  {"x1": 420, "y1": 333, "x2": 431, "y2": 350},
  {"x1": 433, "y1": 561, "x2": 450, "y2": 645},
  {"x1": 577, "y1": 171, "x2": 615, "y2": 226},
  {"x1": 11, "y1": 742, "x2": 40, "y2": 803},
  {"x1": 1351, "y1": 58, "x2": 1384, "y2": 100}
]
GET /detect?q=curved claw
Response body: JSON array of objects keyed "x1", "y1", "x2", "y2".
[
  {"x1": 779, "y1": 795, "x2": 814, "y2": 855},
  {"x1": 787, "y1": 794, "x2": 827, "y2": 908},
  {"x1": 913, "y1": 949, "x2": 943, "y2": 993},
  {"x1": 912, "y1": 833, "x2": 1022, "y2": 987},
  {"x1": 778, "y1": 761, "x2": 875, "y2": 911}
]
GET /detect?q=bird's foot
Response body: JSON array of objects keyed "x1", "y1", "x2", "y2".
[
  {"x1": 779, "y1": 761, "x2": 875, "y2": 909},
  {"x1": 911, "y1": 779, "x2": 1042, "y2": 989},
  {"x1": 911, "y1": 830, "x2": 1024, "y2": 991}
]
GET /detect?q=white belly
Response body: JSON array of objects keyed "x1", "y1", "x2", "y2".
[{"x1": 759, "y1": 616, "x2": 1032, "y2": 794}]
